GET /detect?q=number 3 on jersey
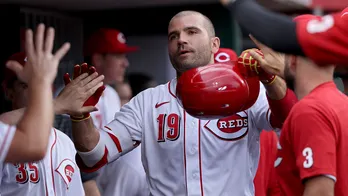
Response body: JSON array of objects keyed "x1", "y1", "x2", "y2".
[
  {"x1": 302, "y1": 147, "x2": 314, "y2": 169},
  {"x1": 157, "y1": 113, "x2": 180, "y2": 142}
]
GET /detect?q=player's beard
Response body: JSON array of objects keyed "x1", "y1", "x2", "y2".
[
  {"x1": 284, "y1": 65, "x2": 295, "y2": 91},
  {"x1": 170, "y1": 44, "x2": 212, "y2": 75}
]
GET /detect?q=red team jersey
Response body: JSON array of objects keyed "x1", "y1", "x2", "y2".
[
  {"x1": 297, "y1": 9, "x2": 348, "y2": 65},
  {"x1": 276, "y1": 82, "x2": 348, "y2": 196},
  {"x1": 254, "y1": 131, "x2": 281, "y2": 196}
]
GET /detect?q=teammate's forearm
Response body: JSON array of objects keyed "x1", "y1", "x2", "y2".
[
  {"x1": 17, "y1": 80, "x2": 53, "y2": 154},
  {"x1": 83, "y1": 180, "x2": 101, "y2": 196},
  {"x1": 0, "y1": 108, "x2": 26, "y2": 125},
  {"x1": 0, "y1": 100, "x2": 66, "y2": 125},
  {"x1": 227, "y1": 0, "x2": 304, "y2": 56},
  {"x1": 72, "y1": 118, "x2": 100, "y2": 152},
  {"x1": 267, "y1": 87, "x2": 297, "y2": 128}
]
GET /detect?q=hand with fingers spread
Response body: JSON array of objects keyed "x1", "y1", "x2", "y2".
[
  {"x1": 248, "y1": 35, "x2": 286, "y2": 79},
  {"x1": 59, "y1": 63, "x2": 105, "y2": 121},
  {"x1": 6, "y1": 24, "x2": 70, "y2": 85},
  {"x1": 0, "y1": 24, "x2": 71, "y2": 163}
]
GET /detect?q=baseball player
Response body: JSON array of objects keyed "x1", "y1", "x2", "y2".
[
  {"x1": 82, "y1": 28, "x2": 148, "y2": 196},
  {"x1": 0, "y1": 26, "x2": 105, "y2": 195},
  {"x1": 0, "y1": 24, "x2": 70, "y2": 164},
  {"x1": 274, "y1": 14, "x2": 348, "y2": 196},
  {"x1": 71, "y1": 11, "x2": 297, "y2": 195},
  {"x1": 215, "y1": 48, "x2": 281, "y2": 196},
  {"x1": 0, "y1": 58, "x2": 105, "y2": 195},
  {"x1": 53, "y1": 28, "x2": 148, "y2": 196},
  {"x1": 221, "y1": 0, "x2": 348, "y2": 67}
]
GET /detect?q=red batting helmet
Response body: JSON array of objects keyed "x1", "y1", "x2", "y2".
[
  {"x1": 176, "y1": 62, "x2": 251, "y2": 120},
  {"x1": 214, "y1": 48, "x2": 238, "y2": 64},
  {"x1": 215, "y1": 48, "x2": 260, "y2": 111}
]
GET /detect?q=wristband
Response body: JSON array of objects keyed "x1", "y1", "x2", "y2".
[{"x1": 71, "y1": 113, "x2": 91, "y2": 122}]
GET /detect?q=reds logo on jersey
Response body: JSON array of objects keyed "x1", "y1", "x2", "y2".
[
  {"x1": 215, "y1": 52, "x2": 230, "y2": 63},
  {"x1": 204, "y1": 111, "x2": 248, "y2": 140},
  {"x1": 55, "y1": 159, "x2": 76, "y2": 189}
]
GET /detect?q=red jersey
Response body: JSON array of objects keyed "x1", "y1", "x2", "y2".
[
  {"x1": 297, "y1": 9, "x2": 348, "y2": 65},
  {"x1": 276, "y1": 82, "x2": 348, "y2": 196},
  {"x1": 254, "y1": 131, "x2": 281, "y2": 196}
]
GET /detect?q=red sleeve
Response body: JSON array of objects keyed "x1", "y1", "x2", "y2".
[
  {"x1": 290, "y1": 105, "x2": 337, "y2": 181},
  {"x1": 268, "y1": 89, "x2": 298, "y2": 128},
  {"x1": 297, "y1": 11, "x2": 348, "y2": 66}
]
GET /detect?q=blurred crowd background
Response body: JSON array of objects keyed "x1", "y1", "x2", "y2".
[{"x1": 0, "y1": 0, "x2": 346, "y2": 113}]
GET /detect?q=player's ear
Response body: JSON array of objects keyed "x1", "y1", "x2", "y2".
[{"x1": 211, "y1": 37, "x2": 220, "y2": 54}]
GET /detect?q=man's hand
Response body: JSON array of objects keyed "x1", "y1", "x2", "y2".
[
  {"x1": 238, "y1": 48, "x2": 277, "y2": 85},
  {"x1": 6, "y1": 24, "x2": 70, "y2": 85},
  {"x1": 248, "y1": 35, "x2": 285, "y2": 79},
  {"x1": 55, "y1": 63, "x2": 105, "y2": 116},
  {"x1": 63, "y1": 63, "x2": 105, "y2": 121}
]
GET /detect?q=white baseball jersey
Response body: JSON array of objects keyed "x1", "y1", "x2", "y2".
[
  {"x1": 78, "y1": 78, "x2": 274, "y2": 196},
  {"x1": 0, "y1": 128, "x2": 84, "y2": 196},
  {"x1": 0, "y1": 122, "x2": 16, "y2": 164},
  {"x1": 90, "y1": 85, "x2": 121, "y2": 128},
  {"x1": 89, "y1": 85, "x2": 148, "y2": 196}
]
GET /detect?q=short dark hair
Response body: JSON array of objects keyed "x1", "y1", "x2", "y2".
[{"x1": 170, "y1": 11, "x2": 216, "y2": 37}]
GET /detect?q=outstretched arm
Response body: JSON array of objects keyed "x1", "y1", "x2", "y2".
[
  {"x1": 222, "y1": 0, "x2": 303, "y2": 56},
  {"x1": 3, "y1": 24, "x2": 70, "y2": 163}
]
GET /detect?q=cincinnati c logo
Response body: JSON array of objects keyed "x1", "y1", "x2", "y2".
[
  {"x1": 55, "y1": 159, "x2": 76, "y2": 189},
  {"x1": 215, "y1": 52, "x2": 230, "y2": 63}
]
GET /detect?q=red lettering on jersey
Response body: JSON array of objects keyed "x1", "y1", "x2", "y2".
[
  {"x1": 14, "y1": 162, "x2": 40, "y2": 184},
  {"x1": 217, "y1": 114, "x2": 248, "y2": 133},
  {"x1": 204, "y1": 111, "x2": 249, "y2": 141},
  {"x1": 157, "y1": 113, "x2": 180, "y2": 142},
  {"x1": 166, "y1": 113, "x2": 180, "y2": 141},
  {"x1": 157, "y1": 114, "x2": 166, "y2": 142}
]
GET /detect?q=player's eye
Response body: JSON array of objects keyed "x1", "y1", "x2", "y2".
[
  {"x1": 188, "y1": 30, "x2": 197, "y2": 35},
  {"x1": 169, "y1": 34, "x2": 178, "y2": 41}
]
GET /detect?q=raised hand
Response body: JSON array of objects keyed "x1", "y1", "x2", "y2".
[
  {"x1": 6, "y1": 24, "x2": 70, "y2": 85},
  {"x1": 238, "y1": 48, "x2": 277, "y2": 85},
  {"x1": 248, "y1": 34, "x2": 285, "y2": 79},
  {"x1": 57, "y1": 63, "x2": 105, "y2": 121}
]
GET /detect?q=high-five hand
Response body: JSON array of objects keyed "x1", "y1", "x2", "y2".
[
  {"x1": 6, "y1": 24, "x2": 71, "y2": 85},
  {"x1": 248, "y1": 34, "x2": 285, "y2": 79},
  {"x1": 238, "y1": 48, "x2": 277, "y2": 85},
  {"x1": 55, "y1": 63, "x2": 105, "y2": 116},
  {"x1": 61, "y1": 63, "x2": 105, "y2": 121}
]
